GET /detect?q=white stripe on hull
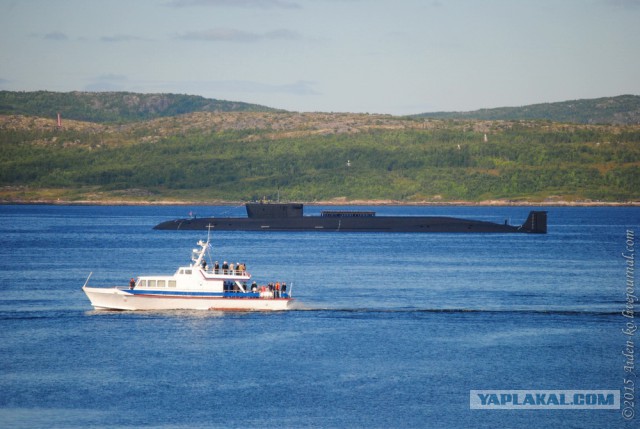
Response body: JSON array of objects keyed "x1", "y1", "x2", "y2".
[{"x1": 83, "y1": 287, "x2": 292, "y2": 311}]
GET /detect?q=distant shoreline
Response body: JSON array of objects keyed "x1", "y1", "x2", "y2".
[{"x1": 2, "y1": 199, "x2": 639, "y2": 207}]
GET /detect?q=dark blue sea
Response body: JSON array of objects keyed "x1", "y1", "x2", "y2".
[{"x1": 0, "y1": 204, "x2": 638, "y2": 428}]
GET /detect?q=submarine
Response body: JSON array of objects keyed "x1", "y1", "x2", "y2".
[{"x1": 153, "y1": 203, "x2": 547, "y2": 233}]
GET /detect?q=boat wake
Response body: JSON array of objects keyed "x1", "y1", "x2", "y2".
[{"x1": 288, "y1": 306, "x2": 618, "y2": 317}]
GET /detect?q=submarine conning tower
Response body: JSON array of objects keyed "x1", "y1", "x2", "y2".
[{"x1": 246, "y1": 203, "x2": 304, "y2": 218}]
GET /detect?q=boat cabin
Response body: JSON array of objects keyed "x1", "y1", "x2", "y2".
[{"x1": 134, "y1": 265, "x2": 251, "y2": 293}]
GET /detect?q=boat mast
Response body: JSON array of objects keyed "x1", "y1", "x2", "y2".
[{"x1": 191, "y1": 227, "x2": 213, "y2": 269}]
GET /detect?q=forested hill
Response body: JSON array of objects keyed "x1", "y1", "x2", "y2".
[
  {"x1": 415, "y1": 95, "x2": 640, "y2": 125},
  {"x1": 1, "y1": 110, "x2": 639, "y2": 203},
  {"x1": 1, "y1": 91, "x2": 640, "y2": 203},
  {"x1": 0, "y1": 91, "x2": 279, "y2": 123},
  {"x1": 3, "y1": 91, "x2": 640, "y2": 125}
]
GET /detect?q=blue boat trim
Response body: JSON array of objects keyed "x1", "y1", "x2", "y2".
[{"x1": 125, "y1": 290, "x2": 290, "y2": 299}]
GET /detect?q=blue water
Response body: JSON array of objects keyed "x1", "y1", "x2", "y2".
[{"x1": 0, "y1": 205, "x2": 637, "y2": 428}]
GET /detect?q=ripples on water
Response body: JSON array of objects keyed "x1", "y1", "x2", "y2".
[{"x1": 0, "y1": 205, "x2": 636, "y2": 428}]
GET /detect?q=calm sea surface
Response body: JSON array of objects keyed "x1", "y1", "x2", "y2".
[{"x1": 0, "y1": 204, "x2": 638, "y2": 428}]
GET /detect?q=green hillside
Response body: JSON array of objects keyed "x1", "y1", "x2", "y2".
[
  {"x1": 0, "y1": 91, "x2": 279, "y2": 124},
  {"x1": 1, "y1": 110, "x2": 639, "y2": 203},
  {"x1": 415, "y1": 95, "x2": 640, "y2": 125}
]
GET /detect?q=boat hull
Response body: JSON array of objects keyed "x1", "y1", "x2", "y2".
[
  {"x1": 154, "y1": 204, "x2": 547, "y2": 233},
  {"x1": 83, "y1": 286, "x2": 293, "y2": 311},
  {"x1": 154, "y1": 214, "x2": 545, "y2": 233}
]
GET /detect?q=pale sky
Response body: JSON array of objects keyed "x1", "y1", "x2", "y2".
[{"x1": 1, "y1": 0, "x2": 639, "y2": 115}]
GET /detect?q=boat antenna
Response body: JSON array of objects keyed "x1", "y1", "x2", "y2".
[{"x1": 82, "y1": 272, "x2": 93, "y2": 288}]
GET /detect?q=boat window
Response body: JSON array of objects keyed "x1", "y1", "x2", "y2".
[
  {"x1": 185, "y1": 269, "x2": 192, "y2": 275},
  {"x1": 168, "y1": 280, "x2": 176, "y2": 288},
  {"x1": 139, "y1": 280, "x2": 146, "y2": 287},
  {"x1": 158, "y1": 280, "x2": 166, "y2": 287},
  {"x1": 179, "y1": 269, "x2": 184, "y2": 274},
  {"x1": 148, "y1": 280, "x2": 156, "y2": 287}
]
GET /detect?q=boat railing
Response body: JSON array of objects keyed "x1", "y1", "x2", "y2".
[
  {"x1": 209, "y1": 269, "x2": 249, "y2": 276},
  {"x1": 253, "y1": 290, "x2": 291, "y2": 299}
]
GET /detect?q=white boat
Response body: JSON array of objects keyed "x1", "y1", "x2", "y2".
[{"x1": 82, "y1": 235, "x2": 294, "y2": 311}]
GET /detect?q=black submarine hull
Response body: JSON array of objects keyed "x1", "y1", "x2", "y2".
[{"x1": 154, "y1": 204, "x2": 547, "y2": 233}]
